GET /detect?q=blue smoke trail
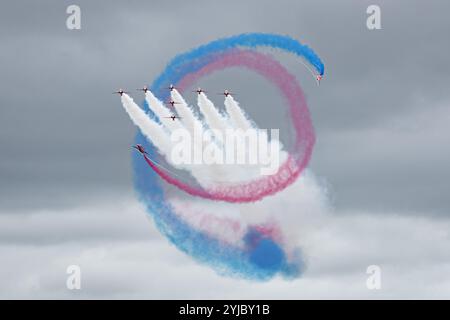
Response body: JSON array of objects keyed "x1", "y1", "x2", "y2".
[{"x1": 149, "y1": 33, "x2": 324, "y2": 106}]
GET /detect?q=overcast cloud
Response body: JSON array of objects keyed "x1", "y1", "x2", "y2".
[{"x1": 1, "y1": 0, "x2": 449, "y2": 298}]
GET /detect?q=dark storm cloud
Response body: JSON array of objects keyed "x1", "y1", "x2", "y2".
[{"x1": 1, "y1": 0, "x2": 450, "y2": 215}]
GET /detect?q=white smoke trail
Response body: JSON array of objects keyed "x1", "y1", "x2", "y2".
[
  {"x1": 120, "y1": 94, "x2": 171, "y2": 156},
  {"x1": 145, "y1": 91, "x2": 184, "y2": 133},
  {"x1": 223, "y1": 94, "x2": 286, "y2": 178},
  {"x1": 170, "y1": 89, "x2": 204, "y2": 133},
  {"x1": 194, "y1": 92, "x2": 266, "y2": 182},
  {"x1": 224, "y1": 95, "x2": 254, "y2": 131},
  {"x1": 197, "y1": 93, "x2": 229, "y2": 136},
  {"x1": 121, "y1": 89, "x2": 285, "y2": 184},
  {"x1": 169, "y1": 89, "x2": 229, "y2": 184},
  {"x1": 120, "y1": 94, "x2": 207, "y2": 182}
]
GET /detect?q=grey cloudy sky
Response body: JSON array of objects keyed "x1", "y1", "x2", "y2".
[{"x1": 1, "y1": 0, "x2": 450, "y2": 298}]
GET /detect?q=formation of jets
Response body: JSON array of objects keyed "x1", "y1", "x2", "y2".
[
  {"x1": 116, "y1": 72, "x2": 323, "y2": 98},
  {"x1": 115, "y1": 86, "x2": 242, "y2": 98},
  {"x1": 115, "y1": 85, "x2": 238, "y2": 123},
  {"x1": 116, "y1": 77, "x2": 323, "y2": 124}
]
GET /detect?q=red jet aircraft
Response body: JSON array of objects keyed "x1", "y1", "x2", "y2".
[
  {"x1": 316, "y1": 74, "x2": 323, "y2": 85},
  {"x1": 133, "y1": 144, "x2": 148, "y2": 155},
  {"x1": 137, "y1": 86, "x2": 149, "y2": 93},
  {"x1": 113, "y1": 89, "x2": 129, "y2": 96},
  {"x1": 164, "y1": 115, "x2": 182, "y2": 121},
  {"x1": 218, "y1": 89, "x2": 235, "y2": 97},
  {"x1": 193, "y1": 87, "x2": 206, "y2": 95},
  {"x1": 166, "y1": 100, "x2": 180, "y2": 107}
]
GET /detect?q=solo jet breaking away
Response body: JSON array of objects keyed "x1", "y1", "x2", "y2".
[{"x1": 133, "y1": 144, "x2": 148, "y2": 155}]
